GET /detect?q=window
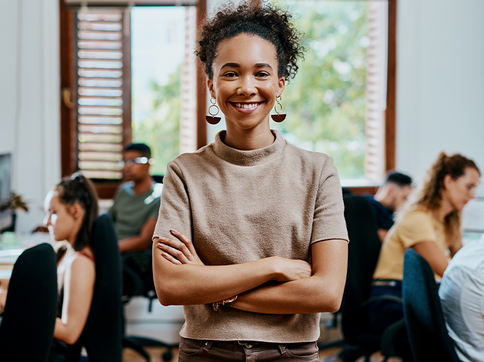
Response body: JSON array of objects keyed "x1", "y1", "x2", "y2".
[
  {"x1": 60, "y1": 0, "x2": 206, "y2": 198},
  {"x1": 270, "y1": 0, "x2": 394, "y2": 183},
  {"x1": 61, "y1": 0, "x2": 395, "y2": 197},
  {"x1": 130, "y1": 6, "x2": 197, "y2": 175}
]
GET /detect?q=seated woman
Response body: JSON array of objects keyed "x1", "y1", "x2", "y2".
[
  {"x1": 45, "y1": 173, "x2": 98, "y2": 361},
  {"x1": 368, "y1": 153, "x2": 480, "y2": 334},
  {"x1": 0, "y1": 174, "x2": 98, "y2": 361}
]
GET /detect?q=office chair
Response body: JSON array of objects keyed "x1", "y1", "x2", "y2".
[
  {"x1": 152, "y1": 174, "x2": 164, "y2": 184},
  {"x1": 333, "y1": 196, "x2": 406, "y2": 362},
  {"x1": 402, "y1": 249, "x2": 461, "y2": 362},
  {"x1": 66, "y1": 214, "x2": 123, "y2": 362},
  {"x1": 122, "y1": 249, "x2": 176, "y2": 362},
  {"x1": 0, "y1": 243, "x2": 58, "y2": 362}
]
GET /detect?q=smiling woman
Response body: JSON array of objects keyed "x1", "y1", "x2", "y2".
[
  {"x1": 207, "y1": 33, "x2": 285, "y2": 150},
  {"x1": 152, "y1": 2, "x2": 349, "y2": 361}
]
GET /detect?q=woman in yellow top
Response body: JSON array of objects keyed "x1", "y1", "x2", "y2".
[{"x1": 368, "y1": 152, "x2": 480, "y2": 335}]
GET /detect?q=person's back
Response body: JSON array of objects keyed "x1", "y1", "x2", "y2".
[{"x1": 439, "y1": 236, "x2": 484, "y2": 362}]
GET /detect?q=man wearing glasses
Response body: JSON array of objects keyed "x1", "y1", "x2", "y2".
[{"x1": 108, "y1": 143, "x2": 162, "y2": 253}]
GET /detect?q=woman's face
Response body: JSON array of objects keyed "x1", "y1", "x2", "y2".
[
  {"x1": 44, "y1": 191, "x2": 80, "y2": 243},
  {"x1": 445, "y1": 167, "x2": 480, "y2": 211},
  {"x1": 207, "y1": 33, "x2": 285, "y2": 133}
]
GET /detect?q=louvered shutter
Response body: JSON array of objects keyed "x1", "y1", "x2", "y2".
[
  {"x1": 364, "y1": 0, "x2": 388, "y2": 181},
  {"x1": 179, "y1": 6, "x2": 197, "y2": 154},
  {"x1": 65, "y1": 0, "x2": 197, "y2": 7},
  {"x1": 76, "y1": 9, "x2": 130, "y2": 180}
]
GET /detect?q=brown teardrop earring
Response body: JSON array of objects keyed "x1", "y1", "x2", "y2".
[
  {"x1": 271, "y1": 95, "x2": 286, "y2": 122},
  {"x1": 206, "y1": 97, "x2": 221, "y2": 125}
]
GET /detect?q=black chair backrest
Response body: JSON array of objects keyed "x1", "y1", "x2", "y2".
[
  {"x1": 152, "y1": 175, "x2": 164, "y2": 184},
  {"x1": 402, "y1": 249, "x2": 461, "y2": 362},
  {"x1": 67, "y1": 214, "x2": 122, "y2": 362},
  {"x1": 0, "y1": 243, "x2": 58, "y2": 362},
  {"x1": 340, "y1": 195, "x2": 382, "y2": 344},
  {"x1": 122, "y1": 249, "x2": 154, "y2": 298}
]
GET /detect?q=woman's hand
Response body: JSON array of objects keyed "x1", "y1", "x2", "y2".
[
  {"x1": 157, "y1": 229, "x2": 204, "y2": 266},
  {"x1": 271, "y1": 257, "x2": 312, "y2": 282}
]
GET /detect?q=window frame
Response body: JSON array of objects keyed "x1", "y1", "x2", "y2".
[{"x1": 59, "y1": 0, "x2": 207, "y2": 198}]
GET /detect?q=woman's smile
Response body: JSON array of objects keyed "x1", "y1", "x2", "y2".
[{"x1": 230, "y1": 101, "x2": 263, "y2": 113}]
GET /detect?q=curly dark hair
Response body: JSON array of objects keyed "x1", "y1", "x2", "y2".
[{"x1": 195, "y1": 1, "x2": 305, "y2": 81}]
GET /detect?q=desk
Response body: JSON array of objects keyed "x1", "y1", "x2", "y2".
[{"x1": 0, "y1": 233, "x2": 52, "y2": 309}]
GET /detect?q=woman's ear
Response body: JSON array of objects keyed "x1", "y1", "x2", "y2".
[
  {"x1": 207, "y1": 78, "x2": 216, "y2": 99},
  {"x1": 276, "y1": 77, "x2": 286, "y2": 97},
  {"x1": 443, "y1": 174, "x2": 454, "y2": 190},
  {"x1": 69, "y1": 203, "x2": 84, "y2": 221}
]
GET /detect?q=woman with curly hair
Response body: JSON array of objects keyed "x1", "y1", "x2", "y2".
[
  {"x1": 152, "y1": 2, "x2": 349, "y2": 360},
  {"x1": 368, "y1": 153, "x2": 480, "y2": 335}
]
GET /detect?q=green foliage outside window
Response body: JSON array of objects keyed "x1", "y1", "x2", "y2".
[
  {"x1": 273, "y1": 1, "x2": 369, "y2": 179},
  {"x1": 132, "y1": 65, "x2": 181, "y2": 176}
]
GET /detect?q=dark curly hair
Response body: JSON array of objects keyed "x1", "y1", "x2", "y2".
[{"x1": 195, "y1": 1, "x2": 305, "y2": 81}]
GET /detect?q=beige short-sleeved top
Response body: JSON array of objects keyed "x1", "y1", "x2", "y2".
[
  {"x1": 373, "y1": 208, "x2": 457, "y2": 281},
  {"x1": 153, "y1": 130, "x2": 348, "y2": 343}
]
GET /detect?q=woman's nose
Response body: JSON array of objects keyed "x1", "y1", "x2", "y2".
[
  {"x1": 44, "y1": 214, "x2": 51, "y2": 227},
  {"x1": 237, "y1": 76, "x2": 256, "y2": 96}
]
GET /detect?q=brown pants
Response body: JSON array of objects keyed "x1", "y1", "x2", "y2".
[{"x1": 178, "y1": 338, "x2": 319, "y2": 362}]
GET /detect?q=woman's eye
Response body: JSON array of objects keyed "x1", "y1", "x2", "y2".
[
  {"x1": 223, "y1": 72, "x2": 237, "y2": 78},
  {"x1": 257, "y1": 72, "x2": 269, "y2": 77}
]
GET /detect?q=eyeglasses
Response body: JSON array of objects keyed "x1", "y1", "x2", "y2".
[{"x1": 119, "y1": 157, "x2": 154, "y2": 167}]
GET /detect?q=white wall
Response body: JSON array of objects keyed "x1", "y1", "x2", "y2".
[
  {"x1": 396, "y1": 0, "x2": 484, "y2": 191},
  {"x1": 0, "y1": 0, "x2": 60, "y2": 234}
]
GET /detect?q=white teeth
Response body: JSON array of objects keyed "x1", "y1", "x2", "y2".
[{"x1": 235, "y1": 103, "x2": 258, "y2": 109}]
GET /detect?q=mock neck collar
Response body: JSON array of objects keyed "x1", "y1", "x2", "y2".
[{"x1": 212, "y1": 130, "x2": 285, "y2": 166}]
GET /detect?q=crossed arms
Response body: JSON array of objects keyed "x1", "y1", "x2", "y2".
[{"x1": 152, "y1": 230, "x2": 348, "y2": 315}]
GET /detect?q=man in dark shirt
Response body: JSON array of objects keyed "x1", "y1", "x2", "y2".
[{"x1": 365, "y1": 172, "x2": 413, "y2": 242}]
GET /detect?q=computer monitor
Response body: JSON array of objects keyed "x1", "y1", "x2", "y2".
[{"x1": 0, "y1": 153, "x2": 13, "y2": 232}]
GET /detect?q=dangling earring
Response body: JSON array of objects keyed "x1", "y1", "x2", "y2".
[
  {"x1": 271, "y1": 95, "x2": 286, "y2": 122},
  {"x1": 206, "y1": 97, "x2": 221, "y2": 125}
]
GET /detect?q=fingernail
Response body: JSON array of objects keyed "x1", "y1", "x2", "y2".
[{"x1": 170, "y1": 229, "x2": 178, "y2": 234}]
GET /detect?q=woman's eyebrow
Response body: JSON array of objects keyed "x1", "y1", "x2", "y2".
[
  {"x1": 220, "y1": 62, "x2": 240, "y2": 70},
  {"x1": 220, "y1": 62, "x2": 273, "y2": 70},
  {"x1": 255, "y1": 63, "x2": 273, "y2": 69}
]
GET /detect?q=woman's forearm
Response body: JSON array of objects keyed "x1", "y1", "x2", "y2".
[
  {"x1": 231, "y1": 239, "x2": 348, "y2": 314},
  {"x1": 233, "y1": 276, "x2": 342, "y2": 314},
  {"x1": 153, "y1": 251, "x2": 311, "y2": 306}
]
